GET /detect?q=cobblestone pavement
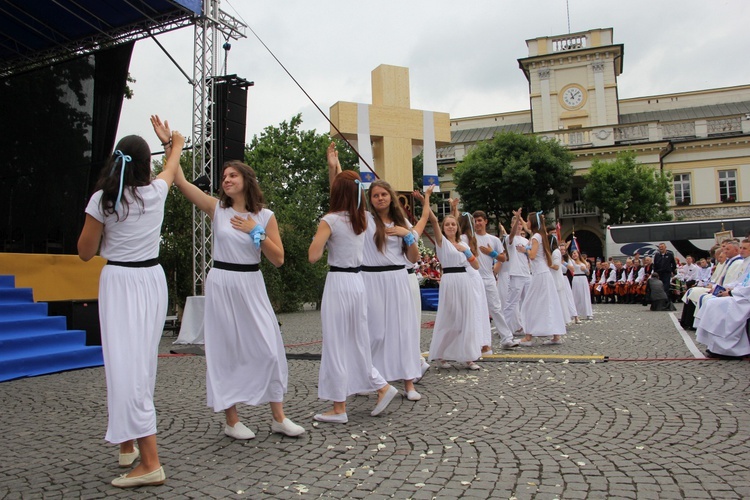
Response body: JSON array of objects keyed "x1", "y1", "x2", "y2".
[{"x1": 2, "y1": 302, "x2": 749, "y2": 499}]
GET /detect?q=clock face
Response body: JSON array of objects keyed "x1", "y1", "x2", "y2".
[{"x1": 561, "y1": 86, "x2": 585, "y2": 109}]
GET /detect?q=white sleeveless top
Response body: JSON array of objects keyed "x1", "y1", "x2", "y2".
[
  {"x1": 212, "y1": 201, "x2": 273, "y2": 265},
  {"x1": 322, "y1": 211, "x2": 365, "y2": 268}
]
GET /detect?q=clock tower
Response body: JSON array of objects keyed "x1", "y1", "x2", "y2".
[{"x1": 518, "y1": 28, "x2": 623, "y2": 134}]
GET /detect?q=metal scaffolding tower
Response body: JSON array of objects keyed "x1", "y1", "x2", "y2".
[{"x1": 191, "y1": 0, "x2": 246, "y2": 295}]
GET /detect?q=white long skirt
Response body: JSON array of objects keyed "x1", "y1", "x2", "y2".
[
  {"x1": 571, "y1": 275, "x2": 593, "y2": 319},
  {"x1": 204, "y1": 268, "x2": 287, "y2": 411},
  {"x1": 521, "y1": 271, "x2": 567, "y2": 337},
  {"x1": 553, "y1": 272, "x2": 578, "y2": 323},
  {"x1": 696, "y1": 291, "x2": 750, "y2": 356},
  {"x1": 362, "y1": 269, "x2": 421, "y2": 381},
  {"x1": 429, "y1": 272, "x2": 481, "y2": 362},
  {"x1": 467, "y1": 267, "x2": 492, "y2": 348},
  {"x1": 407, "y1": 272, "x2": 421, "y2": 327},
  {"x1": 99, "y1": 264, "x2": 167, "y2": 444},
  {"x1": 319, "y1": 272, "x2": 387, "y2": 401}
]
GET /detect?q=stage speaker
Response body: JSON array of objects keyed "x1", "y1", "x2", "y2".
[
  {"x1": 47, "y1": 300, "x2": 101, "y2": 346},
  {"x1": 211, "y1": 75, "x2": 253, "y2": 191}
]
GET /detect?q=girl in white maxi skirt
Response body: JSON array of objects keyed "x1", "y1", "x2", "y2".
[
  {"x1": 550, "y1": 236, "x2": 579, "y2": 325},
  {"x1": 516, "y1": 210, "x2": 566, "y2": 346},
  {"x1": 362, "y1": 180, "x2": 423, "y2": 400},
  {"x1": 309, "y1": 146, "x2": 397, "y2": 424},
  {"x1": 172, "y1": 156, "x2": 304, "y2": 440},
  {"x1": 426, "y1": 208, "x2": 482, "y2": 369},
  {"x1": 78, "y1": 122, "x2": 184, "y2": 488},
  {"x1": 570, "y1": 249, "x2": 594, "y2": 320}
]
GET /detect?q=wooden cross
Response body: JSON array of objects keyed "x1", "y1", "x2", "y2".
[{"x1": 329, "y1": 64, "x2": 451, "y2": 192}]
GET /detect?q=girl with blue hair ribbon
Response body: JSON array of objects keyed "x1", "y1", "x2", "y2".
[
  {"x1": 308, "y1": 142, "x2": 398, "y2": 424},
  {"x1": 516, "y1": 210, "x2": 567, "y2": 346},
  {"x1": 156, "y1": 115, "x2": 305, "y2": 442},
  {"x1": 78, "y1": 117, "x2": 184, "y2": 488}
]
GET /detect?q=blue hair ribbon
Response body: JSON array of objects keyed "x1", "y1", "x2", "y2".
[
  {"x1": 354, "y1": 179, "x2": 364, "y2": 209},
  {"x1": 535, "y1": 211, "x2": 543, "y2": 228},
  {"x1": 112, "y1": 150, "x2": 131, "y2": 213}
]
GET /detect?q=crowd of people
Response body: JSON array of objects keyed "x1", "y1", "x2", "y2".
[{"x1": 77, "y1": 127, "x2": 750, "y2": 488}]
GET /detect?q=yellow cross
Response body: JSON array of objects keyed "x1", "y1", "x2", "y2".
[{"x1": 329, "y1": 64, "x2": 450, "y2": 192}]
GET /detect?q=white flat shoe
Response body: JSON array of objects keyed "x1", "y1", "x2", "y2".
[
  {"x1": 405, "y1": 390, "x2": 422, "y2": 401},
  {"x1": 271, "y1": 418, "x2": 305, "y2": 437},
  {"x1": 111, "y1": 466, "x2": 166, "y2": 488},
  {"x1": 224, "y1": 422, "x2": 256, "y2": 440},
  {"x1": 313, "y1": 412, "x2": 348, "y2": 423},
  {"x1": 371, "y1": 386, "x2": 398, "y2": 416},
  {"x1": 118, "y1": 448, "x2": 139, "y2": 468}
]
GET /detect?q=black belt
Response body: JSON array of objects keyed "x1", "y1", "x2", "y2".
[
  {"x1": 329, "y1": 266, "x2": 361, "y2": 273},
  {"x1": 407, "y1": 268, "x2": 415, "y2": 274},
  {"x1": 213, "y1": 261, "x2": 259, "y2": 272},
  {"x1": 361, "y1": 265, "x2": 405, "y2": 272},
  {"x1": 107, "y1": 258, "x2": 159, "y2": 268},
  {"x1": 574, "y1": 274, "x2": 587, "y2": 276},
  {"x1": 442, "y1": 267, "x2": 466, "y2": 274}
]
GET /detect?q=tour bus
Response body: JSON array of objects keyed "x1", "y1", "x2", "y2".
[{"x1": 605, "y1": 217, "x2": 750, "y2": 261}]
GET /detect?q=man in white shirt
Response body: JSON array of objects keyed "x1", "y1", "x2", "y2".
[
  {"x1": 474, "y1": 211, "x2": 519, "y2": 350},
  {"x1": 681, "y1": 255, "x2": 700, "y2": 288}
]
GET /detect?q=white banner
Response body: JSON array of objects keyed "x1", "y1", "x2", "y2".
[
  {"x1": 357, "y1": 103, "x2": 376, "y2": 187},
  {"x1": 422, "y1": 111, "x2": 440, "y2": 192}
]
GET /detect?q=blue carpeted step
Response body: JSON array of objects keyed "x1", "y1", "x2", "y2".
[
  {"x1": 0, "y1": 317, "x2": 69, "y2": 336},
  {"x1": 0, "y1": 330, "x2": 87, "y2": 358},
  {"x1": 0, "y1": 302, "x2": 49, "y2": 320},
  {"x1": 0, "y1": 346, "x2": 104, "y2": 382},
  {"x1": 0, "y1": 287, "x2": 34, "y2": 303},
  {"x1": 0, "y1": 275, "x2": 15, "y2": 288}
]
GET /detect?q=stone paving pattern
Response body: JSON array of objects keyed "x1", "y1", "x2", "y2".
[{"x1": 1, "y1": 302, "x2": 749, "y2": 499}]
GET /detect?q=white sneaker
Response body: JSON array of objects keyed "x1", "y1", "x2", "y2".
[
  {"x1": 313, "y1": 412, "x2": 348, "y2": 423},
  {"x1": 224, "y1": 422, "x2": 255, "y2": 440},
  {"x1": 501, "y1": 341, "x2": 520, "y2": 350},
  {"x1": 414, "y1": 360, "x2": 430, "y2": 384},
  {"x1": 271, "y1": 418, "x2": 305, "y2": 437},
  {"x1": 519, "y1": 340, "x2": 534, "y2": 347},
  {"x1": 404, "y1": 389, "x2": 422, "y2": 401}
]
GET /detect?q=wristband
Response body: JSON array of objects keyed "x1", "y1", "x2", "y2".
[
  {"x1": 525, "y1": 245, "x2": 532, "y2": 252},
  {"x1": 403, "y1": 233, "x2": 416, "y2": 246},
  {"x1": 489, "y1": 250, "x2": 499, "y2": 259},
  {"x1": 462, "y1": 249, "x2": 473, "y2": 258},
  {"x1": 249, "y1": 225, "x2": 266, "y2": 248},
  {"x1": 161, "y1": 139, "x2": 172, "y2": 147}
]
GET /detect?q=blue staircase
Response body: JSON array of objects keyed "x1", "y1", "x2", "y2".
[
  {"x1": 0, "y1": 275, "x2": 103, "y2": 382},
  {"x1": 420, "y1": 288, "x2": 439, "y2": 311}
]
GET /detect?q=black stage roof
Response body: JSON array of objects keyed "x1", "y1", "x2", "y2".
[{"x1": 0, "y1": 0, "x2": 201, "y2": 77}]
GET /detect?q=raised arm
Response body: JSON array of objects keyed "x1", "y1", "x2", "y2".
[
  {"x1": 411, "y1": 185, "x2": 435, "y2": 237},
  {"x1": 155, "y1": 131, "x2": 184, "y2": 187},
  {"x1": 508, "y1": 207, "x2": 522, "y2": 245},
  {"x1": 172, "y1": 159, "x2": 218, "y2": 218},
  {"x1": 327, "y1": 141, "x2": 342, "y2": 188}
]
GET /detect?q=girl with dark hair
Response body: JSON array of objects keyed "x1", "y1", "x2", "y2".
[
  {"x1": 516, "y1": 209, "x2": 566, "y2": 346},
  {"x1": 427, "y1": 196, "x2": 482, "y2": 369},
  {"x1": 570, "y1": 249, "x2": 594, "y2": 320},
  {"x1": 156, "y1": 117, "x2": 305, "y2": 441},
  {"x1": 361, "y1": 179, "x2": 423, "y2": 400},
  {"x1": 78, "y1": 117, "x2": 184, "y2": 488},
  {"x1": 549, "y1": 233, "x2": 579, "y2": 325},
  {"x1": 308, "y1": 142, "x2": 397, "y2": 423}
]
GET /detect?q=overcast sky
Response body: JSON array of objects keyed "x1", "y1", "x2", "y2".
[{"x1": 117, "y1": 0, "x2": 750, "y2": 153}]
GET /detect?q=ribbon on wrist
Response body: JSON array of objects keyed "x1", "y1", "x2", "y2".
[
  {"x1": 248, "y1": 225, "x2": 266, "y2": 248},
  {"x1": 403, "y1": 232, "x2": 416, "y2": 246},
  {"x1": 489, "y1": 250, "x2": 499, "y2": 259}
]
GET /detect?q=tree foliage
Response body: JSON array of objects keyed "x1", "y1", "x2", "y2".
[
  {"x1": 453, "y1": 132, "x2": 574, "y2": 225},
  {"x1": 246, "y1": 114, "x2": 358, "y2": 312},
  {"x1": 582, "y1": 151, "x2": 672, "y2": 225}
]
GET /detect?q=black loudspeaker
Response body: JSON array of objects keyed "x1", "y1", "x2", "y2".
[
  {"x1": 211, "y1": 75, "x2": 253, "y2": 191},
  {"x1": 47, "y1": 300, "x2": 101, "y2": 346}
]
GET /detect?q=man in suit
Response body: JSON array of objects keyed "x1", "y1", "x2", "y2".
[{"x1": 652, "y1": 243, "x2": 677, "y2": 301}]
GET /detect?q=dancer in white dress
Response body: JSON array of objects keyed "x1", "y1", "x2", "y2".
[
  {"x1": 495, "y1": 224, "x2": 511, "y2": 312},
  {"x1": 516, "y1": 210, "x2": 566, "y2": 346},
  {"x1": 503, "y1": 214, "x2": 531, "y2": 335},
  {"x1": 550, "y1": 235, "x2": 579, "y2": 325},
  {"x1": 309, "y1": 149, "x2": 398, "y2": 424},
  {"x1": 570, "y1": 249, "x2": 594, "y2": 320},
  {"x1": 425, "y1": 201, "x2": 482, "y2": 369},
  {"x1": 78, "y1": 119, "x2": 184, "y2": 488},
  {"x1": 168, "y1": 137, "x2": 305, "y2": 440}
]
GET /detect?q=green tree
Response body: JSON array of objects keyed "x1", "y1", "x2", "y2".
[
  {"x1": 154, "y1": 152, "x2": 194, "y2": 314},
  {"x1": 246, "y1": 114, "x2": 358, "y2": 312},
  {"x1": 453, "y1": 132, "x2": 574, "y2": 225},
  {"x1": 582, "y1": 151, "x2": 672, "y2": 225}
]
